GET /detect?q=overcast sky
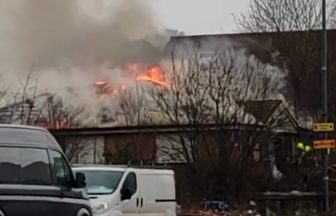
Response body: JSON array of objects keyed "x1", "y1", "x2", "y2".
[{"x1": 150, "y1": 0, "x2": 250, "y2": 35}]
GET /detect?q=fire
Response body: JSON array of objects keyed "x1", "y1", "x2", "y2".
[
  {"x1": 94, "y1": 63, "x2": 169, "y2": 100},
  {"x1": 136, "y1": 65, "x2": 170, "y2": 89},
  {"x1": 123, "y1": 63, "x2": 169, "y2": 89}
]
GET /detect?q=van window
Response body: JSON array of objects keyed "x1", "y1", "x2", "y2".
[
  {"x1": 50, "y1": 150, "x2": 72, "y2": 187},
  {"x1": 0, "y1": 147, "x2": 52, "y2": 185},
  {"x1": 122, "y1": 172, "x2": 137, "y2": 195},
  {"x1": 75, "y1": 170, "x2": 124, "y2": 195}
]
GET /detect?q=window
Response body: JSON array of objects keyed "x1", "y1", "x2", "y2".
[
  {"x1": 0, "y1": 147, "x2": 52, "y2": 185},
  {"x1": 122, "y1": 172, "x2": 137, "y2": 195},
  {"x1": 50, "y1": 150, "x2": 72, "y2": 187},
  {"x1": 74, "y1": 170, "x2": 124, "y2": 195}
]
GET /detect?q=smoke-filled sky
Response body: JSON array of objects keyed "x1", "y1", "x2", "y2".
[
  {"x1": 150, "y1": 0, "x2": 249, "y2": 35},
  {"x1": 0, "y1": 0, "x2": 249, "y2": 89},
  {"x1": 0, "y1": 0, "x2": 167, "y2": 85},
  {"x1": 83, "y1": 0, "x2": 250, "y2": 35},
  {"x1": 84, "y1": 0, "x2": 250, "y2": 35},
  {"x1": 0, "y1": 0, "x2": 171, "y2": 118}
]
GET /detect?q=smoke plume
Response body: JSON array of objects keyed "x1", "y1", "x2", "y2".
[
  {"x1": 0, "y1": 0, "x2": 167, "y2": 89},
  {"x1": 0, "y1": 0, "x2": 168, "y2": 123}
]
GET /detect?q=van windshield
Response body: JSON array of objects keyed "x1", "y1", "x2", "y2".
[
  {"x1": 0, "y1": 147, "x2": 52, "y2": 185},
  {"x1": 77, "y1": 170, "x2": 124, "y2": 195}
]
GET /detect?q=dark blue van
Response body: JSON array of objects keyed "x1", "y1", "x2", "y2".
[{"x1": 0, "y1": 124, "x2": 92, "y2": 216}]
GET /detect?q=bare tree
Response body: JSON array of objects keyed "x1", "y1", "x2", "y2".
[
  {"x1": 34, "y1": 92, "x2": 88, "y2": 162},
  {"x1": 0, "y1": 71, "x2": 85, "y2": 128},
  {"x1": 0, "y1": 71, "x2": 88, "y2": 162},
  {"x1": 236, "y1": 0, "x2": 336, "y2": 121},
  {"x1": 236, "y1": 0, "x2": 335, "y2": 32},
  {"x1": 332, "y1": 0, "x2": 336, "y2": 26},
  {"x1": 0, "y1": 70, "x2": 39, "y2": 125},
  {"x1": 236, "y1": 4, "x2": 336, "y2": 195},
  {"x1": 37, "y1": 94, "x2": 85, "y2": 129},
  {"x1": 116, "y1": 83, "x2": 155, "y2": 126},
  {"x1": 151, "y1": 45, "x2": 287, "y2": 204},
  {"x1": 0, "y1": 74, "x2": 8, "y2": 108}
]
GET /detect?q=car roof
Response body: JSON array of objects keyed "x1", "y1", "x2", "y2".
[
  {"x1": 0, "y1": 124, "x2": 61, "y2": 150},
  {"x1": 73, "y1": 164, "x2": 174, "y2": 174},
  {"x1": 73, "y1": 165, "x2": 127, "y2": 172},
  {"x1": 0, "y1": 124, "x2": 48, "y2": 131}
]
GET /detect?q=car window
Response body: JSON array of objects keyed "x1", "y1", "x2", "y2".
[
  {"x1": 50, "y1": 150, "x2": 72, "y2": 187},
  {"x1": 122, "y1": 172, "x2": 137, "y2": 195},
  {"x1": 75, "y1": 170, "x2": 124, "y2": 195},
  {"x1": 0, "y1": 147, "x2": 52, "y2": 185}
]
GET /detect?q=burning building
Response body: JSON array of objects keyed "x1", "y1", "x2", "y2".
[
  {"x1": 0, "y1": 33, "x2": 289, "y2": 128},
  {"x1": 0, "y1": 38, "x2": 172, "y2": 128}
]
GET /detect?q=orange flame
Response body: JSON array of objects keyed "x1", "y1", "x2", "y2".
[
  {"x1": 93, "y1": 63, "x2": 169, "y2": 101},
  {"x1": 136, "y1": 65, "x2": 170, "y2": 89}
]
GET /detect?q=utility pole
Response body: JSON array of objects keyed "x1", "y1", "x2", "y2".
[{"x1": 321, "y1": 0, "x2": 329, "y2": 212}]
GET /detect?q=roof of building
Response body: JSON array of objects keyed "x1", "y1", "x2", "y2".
[
  {"x1": 49, "y1": 123, "x2": 299, "y2": 137},
  {"x1": 238, "y1": 100, "x2": 282, "y2": 124},
  {"x1": 164, "y1": 30, "x2": 336, "y2": 64}
]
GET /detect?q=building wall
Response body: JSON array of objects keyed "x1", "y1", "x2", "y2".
[
  {"x1": 53, "y1": 129, "x2": 299, "y2": 167},
  {"x1": 56, "y1": 135, "x2": 105, "y2": 164},
  {"x1": 104, "y1": 134, "x2": 156, "y2": 164}
]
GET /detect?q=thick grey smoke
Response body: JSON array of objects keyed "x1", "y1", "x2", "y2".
[
  {"x1": 0, "y1": 0, "x2": 168, "y2": 123},
  {"x1": 0, "y1": 0, "x2": 166, "y2": 69}
]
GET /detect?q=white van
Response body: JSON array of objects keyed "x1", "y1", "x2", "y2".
[{"x1": 73, "y1": 165, "x2": 176, "y2": 216}]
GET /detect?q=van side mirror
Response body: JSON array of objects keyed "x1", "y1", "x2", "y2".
[
  {"x1": 74, "y1": 172, "x2": 86, "y2": 188},
  {"x1": 121, "y1": 187, "x2": 132, "y2": 200}
]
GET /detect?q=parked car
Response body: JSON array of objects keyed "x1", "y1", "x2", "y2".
[
  {"x1": 0, "y1": 124, "x2": 92, "y2": 216},
  {"x1": 73, "y1": 165, "x2": 177, "y2": 216}
]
